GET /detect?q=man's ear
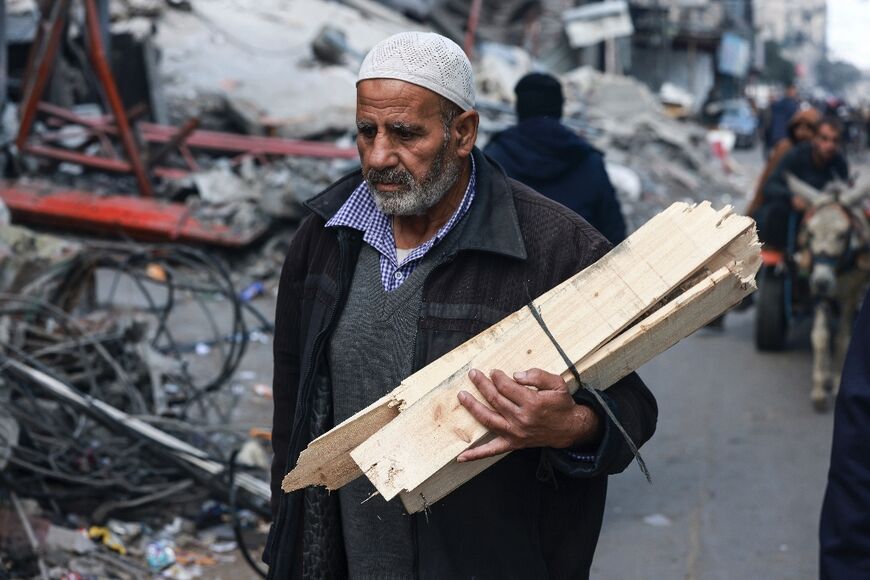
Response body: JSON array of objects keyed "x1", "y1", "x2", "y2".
[{"x1": 454, "y1": 110, "x2": 480, "y2": 157}]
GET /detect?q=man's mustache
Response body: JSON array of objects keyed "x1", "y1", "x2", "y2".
[{"x1": 366, "y1": 167, "x2": 415, "y2": 187}]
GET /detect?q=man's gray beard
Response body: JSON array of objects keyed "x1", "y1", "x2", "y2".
[{"x1": 366, "y1": 142, "x2": 462, "y2": 216}]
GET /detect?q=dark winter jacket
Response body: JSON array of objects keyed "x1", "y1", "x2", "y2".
[
  {"x1": 264, "y1": 148, "x2": 658, "y2": 579},
  {"x1": 484, "y1": 117, "x2": 627, "y2": 245},
  {"x1": 820, "y1": 287, "x2": 870, "y2": 579},
  {"x1": 762, "y1": 141, "x2": 849, "y2": 203},
  {"x1": 765, "y1": 96, "x2": 800, "y2": 150}
]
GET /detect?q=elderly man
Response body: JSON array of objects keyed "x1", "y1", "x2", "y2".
[{"x1": 265, "y1": 32, "x2": 657, "y2": 580}]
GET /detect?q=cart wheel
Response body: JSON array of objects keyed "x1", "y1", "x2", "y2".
[{"x1": 755, "y1": 267, "x2": 789, "y2": 351}]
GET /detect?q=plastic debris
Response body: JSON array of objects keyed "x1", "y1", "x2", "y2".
[
  {"x1": 146, "y1": 539, "x2": 177, "y2": 571},
  {"x1": 88, "y1": 526, "x2": 127, "y2": 555},
  {"x1": 240, "y1": 281, "x2": 265, "y2": 302}
]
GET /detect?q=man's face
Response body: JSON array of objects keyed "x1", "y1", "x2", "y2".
[
  {"x1": 356, "y1": 79, "x2": 462, "y2": 216},
  {"x1": 793, "y1": 121, "x2": 815, "y2": 142},
  {"x1": 812, "y1": 124, "x2": 840, "y2": 163}
]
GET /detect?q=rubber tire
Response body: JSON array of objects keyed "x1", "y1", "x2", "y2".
[{"x1": 755, "y1": 268, "x2": 788, "y2": 351}]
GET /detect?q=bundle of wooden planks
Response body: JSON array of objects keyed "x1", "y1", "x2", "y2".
[{"x1": 282, "y1": 201, "x2": 761, "y2": 513}]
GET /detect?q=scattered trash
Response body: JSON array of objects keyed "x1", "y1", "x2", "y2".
[
  {"x1": 88, "y1": 527, "x2": 127, "y2": 555},
  {"x1": 209, "y1": 541, "x2": 238, "y2": 554},
  {"x1": 237, "y1": 439, "x2": 271, "y2": 471},
  {"x1": 642, "y1": 513, "x2": 673, "y2": 527},
  {"x1": 45, "y1": 525, "x2": 95, "y2": 555},
  {"x1": 146, "y1": 539, "x2": 177, "y2": 572},
  {"x1": 107, "y1": 520, "x2": 143, "y2": 542},
  {"x1": 249, "y1": 330, "x2": 270, "y2": 344},
  {"x1": 253, "y1": 383, "x2": 273, "y2": 399},
  {"x1": 147, "y1": 263, "x2": 168, "y2": 282},
  {"x1": 240, "y1": 281, "x2": 266, "y2": 302}
]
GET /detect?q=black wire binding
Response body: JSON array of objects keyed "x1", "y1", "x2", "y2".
[{"x1": 525, "y1": 300, "x2": 652, "y2": 483}]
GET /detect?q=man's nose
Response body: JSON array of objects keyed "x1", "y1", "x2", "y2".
[{"x1": 366, "y1": 135, "x2": 398, "y2": 169}]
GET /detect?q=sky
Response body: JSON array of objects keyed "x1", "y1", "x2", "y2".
[{"x1": 827, "y1": 0, "x2": 870, "y2": 70}]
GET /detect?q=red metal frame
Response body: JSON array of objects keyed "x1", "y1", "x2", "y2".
[
  {"x1": 0, "y1": 181, "x2": 267, "y2": 247},
  {"x1": 464, "y1": 0, "x2": 483, "y2": 59},
  {"x1": 33, "y1": 102, "x2": 359, "y2": 173},
  {"x1": 81, "y1": 0, "x2": 153, "y2": 196},
  {"x1": 16, "y1": 0, "x2": 154, "y2": 196},
  {"x1": 16, "y1": 0, "x2": 71, "y2": 152}
]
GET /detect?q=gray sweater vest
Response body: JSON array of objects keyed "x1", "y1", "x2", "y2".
[{"x1": 328, "y1": 239, "x2": 457, "y2": 579}]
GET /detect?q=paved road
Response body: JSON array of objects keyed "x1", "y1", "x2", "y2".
[
  {"x1": 593, "y1": 308, "x2": 833, "y2": 580},
  {"x1": 593, "y1": 143, "x2": 835, "y2": 580}
]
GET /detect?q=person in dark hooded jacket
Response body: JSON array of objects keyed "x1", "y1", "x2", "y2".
[
  {"x1": 820, "y1": 285, "x2": 870, "y2": 579},
  {"x1": 484, "y1": 72, "x2": 627, "y2": 245}
]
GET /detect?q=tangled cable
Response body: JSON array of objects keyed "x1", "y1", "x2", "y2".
[{"x1": 0, "y1": 240, "x2": 272, "y2": 521}]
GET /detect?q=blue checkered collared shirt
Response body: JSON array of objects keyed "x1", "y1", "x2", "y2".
[{"x1": 325, "y1": 158, "x2": 476, "y2": 292}]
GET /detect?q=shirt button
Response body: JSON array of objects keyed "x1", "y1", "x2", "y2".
[{"x1": 395, "y1": 271, "x2": 403, "y2": 280}]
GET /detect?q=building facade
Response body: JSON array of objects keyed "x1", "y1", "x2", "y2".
[{"x1": 754, "y1": 0, "x2": 827, "y2": 85}]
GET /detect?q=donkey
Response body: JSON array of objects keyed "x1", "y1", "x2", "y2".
[{"x1": 786, "y1": 173, "x2": 870, "y2": 410}]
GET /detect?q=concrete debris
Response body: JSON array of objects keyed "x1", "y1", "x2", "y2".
[
  {"x1": 0, "y1": 199, "x2": 9, "y2": 227},
  {"x1": 192, "y1": 160, "x2": 261, "y2": 205},
  {"x1": 0, "y1": 225, "x2": 82, "y2": 293},
  {"x1": 556, "y1": 67, "x2": 741, "y2": 230},
  {"x1": 45, "y1": 525, "x2": 96, "y2": 555},
  {"x1": 659, "y1": 82, "x2": 695, "y2": 117},
  {"x1": 311, "y1": 25, "x2": 364, "y2": 66},
  {"x1": 474, "y1": 43, "x2": 533, "y2": 104},
  {"x1": 604, "y1": 162, "x2": 642, "y2": 203},
  {"x1": 154, "y1": 0, "x2": 424, "y2": 139}
]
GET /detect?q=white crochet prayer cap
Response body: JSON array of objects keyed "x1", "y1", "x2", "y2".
[{"x1": 358, "y1": 31, "x2": 476, "y2": 111}]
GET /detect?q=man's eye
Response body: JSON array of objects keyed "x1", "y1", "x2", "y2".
[
  {"x1": 358, "y1": 127, "x2": 376, "y2": 138},
  {"x1": 397, "y1": 130, "x2": 416, "y2": 141}
]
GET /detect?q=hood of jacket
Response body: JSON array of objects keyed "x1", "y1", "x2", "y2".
[{"x1": 486, "y1": 117, "x2": 600, "y2": 182}]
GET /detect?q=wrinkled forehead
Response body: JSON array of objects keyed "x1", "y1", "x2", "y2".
[{"x1": 356, "y1": 78, "x2": 443, "y2": 121}]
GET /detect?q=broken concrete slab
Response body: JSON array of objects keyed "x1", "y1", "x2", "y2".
[
  {"x1": 192, "y1": 160, "x2": 262, "y2": 205},
  {"x1": 155, "y1": 0, "x2": 424, "y2": 139},
  {"x1": 0, "y1": 224, "x2": 82, "y2": 293}
]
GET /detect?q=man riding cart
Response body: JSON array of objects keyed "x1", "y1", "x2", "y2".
[
  {"x1": 753, "y1": 117, "x2": 852, "y2": 351},
  {"x1": 754, "y1": 118, "x2": 870, "y2": 410}
]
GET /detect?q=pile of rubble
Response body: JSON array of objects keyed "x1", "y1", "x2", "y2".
[
  {"x1": 0, "y1": 223, "x2": 274, "y2": 578},
  {"x1": 2, "y1": 0, "x2": 747, "y2": 247},
  {"x1": 146, "y1": 1, "x2": 745, "y2": 234}
]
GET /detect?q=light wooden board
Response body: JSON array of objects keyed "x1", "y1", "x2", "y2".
[
  {"x1": 282, "y1": 304, "x2": 522, "y2": 492},
  {"x1": 399, "y1": 243, "x2": 759, "y2": 512},
  {"x1": 350, "y1": 202, "x2": 755, "y2": 502}
]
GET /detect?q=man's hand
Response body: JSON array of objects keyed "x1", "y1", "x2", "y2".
[
  {"x1": 791, "y1": 195, "x2": 808, "y2": 211},
  {"x1": 456, "y1": 368, "x2": 602, "y2": 462}
]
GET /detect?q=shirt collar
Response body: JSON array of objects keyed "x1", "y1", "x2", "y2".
[{"x1": 326, "y1": 156, "x2": 476, "y2": 264}]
